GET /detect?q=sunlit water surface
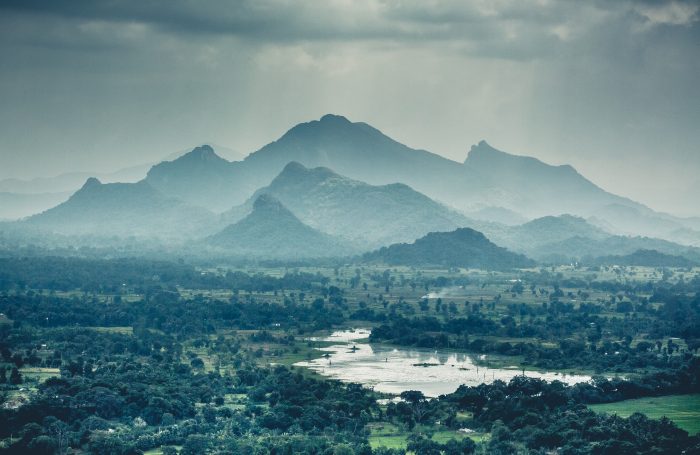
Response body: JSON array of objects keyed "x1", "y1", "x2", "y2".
[{"x1": 295, "y1": 329, "x2": 591, "y2": 397}]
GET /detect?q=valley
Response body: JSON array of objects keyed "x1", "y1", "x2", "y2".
[{"x1": 0, "y1": 258, "x2": 698, "y2": 453}]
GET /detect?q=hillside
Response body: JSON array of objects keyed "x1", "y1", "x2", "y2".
[
  {"x1": 223, "y1": 162, "x2": 470, "y2": 249},
  {"x1": 145, "y1": 145, "x2": 243, "y2": 212},
  {"x1": 363, "y1": 227, "x2": 535, "y2": 270},
  {"x1": 24, "y1": 178, "x2": 215, "y2": 239},
  {"x1": 207, "y1": 194, "x2": 353, "y2": 258},
  {"x1": 475, "y1": 215, "x2": 608, "y2": 255}
]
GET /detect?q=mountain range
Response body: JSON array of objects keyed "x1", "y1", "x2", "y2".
[
  {"x1": 474, "y1": 215, "x2": 700, "y2": 263},
  {"x1": 3, "y1": 113, "x2": 700, "y2": 264},
  {"x1": 141, "y1": 114, "x2": 699, "y2": 246}
]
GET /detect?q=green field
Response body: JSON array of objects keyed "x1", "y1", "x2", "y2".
[
  {"x1": 589, "y1": 394, "x2": 700, "y2": 435},
  {"x1": 367, "y1": 422, "x2": 489, "y2": 450},
  {"x1": 20, "y1": 367, "x2": 61, "y2": 383}
]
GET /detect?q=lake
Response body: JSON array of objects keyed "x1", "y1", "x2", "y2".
[{"x1": 295, "y1": 329, "x2": 592, "y2": 397}]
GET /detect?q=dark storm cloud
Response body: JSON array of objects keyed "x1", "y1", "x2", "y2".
[{"x1": 2, "y1": 1, "x2": 696, "y2": 54}]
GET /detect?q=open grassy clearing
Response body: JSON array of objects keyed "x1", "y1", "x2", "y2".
[
  {"x1": 367, "y1": 422, "x2": 490, "y2": 451},
  {"x1": 19, "y1": 367, "x2": 60, "y2": 383},
  {"x1": 85, "y1": 326, "x2": 133, "y2": 335},
  {"x1": 589, "y1": 394, "x2": 700, "y2": 435}
]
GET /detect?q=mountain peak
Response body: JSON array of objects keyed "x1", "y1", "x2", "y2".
[
  {"x1": 179, "y1": 144, "x2": 223, "y2": 162},
  {"x1": 281, "y1": 161, "x2": 309, "y2": 174},
  {"x1": 252, "y1": 193, "x2": 286, "y2": 211},
  {"x1": 272, "y1": 161, "x2": 338, "y2": 186},
  {"x1": 465, "y1": 140, "x2": 509, "y2": 163},
  {"x1": 319, "y1": 113, "x2": 351, "y2": 124},
  {"x1": 81, "y1": 177, "x2": 102, "y2": 189}
]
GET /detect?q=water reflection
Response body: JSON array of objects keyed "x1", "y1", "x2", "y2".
[{"x1": 295, "y1": 329, "x2": 591, "y2": 397}]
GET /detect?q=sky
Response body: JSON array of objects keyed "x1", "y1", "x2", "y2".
[{"x1": 0, "y1": 0, "x2": 698, "y2": 216}]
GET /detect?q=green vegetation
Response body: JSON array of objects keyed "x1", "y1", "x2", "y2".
[
  {"x1": 368, "y1": 422, "x2": 489, "y2": 450},
  {"x1": 364, "y1": 227, "x2": 535, "y2": 270},
  {"x1": 590, "y1": 394, "x2": 700, "y2": 435},
  {"x1": 0, "y1": 257, "x2": 699, "y2": 453}
]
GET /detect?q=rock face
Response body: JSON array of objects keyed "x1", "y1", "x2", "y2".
[
  {"x1": 221, "y1": 161, "x2": 470, "y2": 249},
  {"x1": 364, "y1": 227, "x2": 535, "y2": 270},
  {"x1": 207, "y1": 194, "x2": 354, "y2": 258}
]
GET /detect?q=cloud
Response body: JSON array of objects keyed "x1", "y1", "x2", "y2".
[
  {"x1": 633, "y1": 0, "x2": 699, "y2": 26},
  {"x1": 1, "y1": 0, "x2": 696, "y2": 60}
]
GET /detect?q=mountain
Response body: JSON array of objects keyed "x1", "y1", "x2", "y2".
[
  {"x1": 587, "y1": 203, "x2": 700, "y2": 247},
  {"x1": 207, "y1": 194, "x2": 353, "y2": 258},
  {"x1": 222, "y1": 162, "x2": 470, "y2": 249},
  {"x1": 0, "y1": 165, "x2": 152, "y2": 220},
  {"x1": 238, "y1": 114, "x2": 479, "y2": 206},
  {"x1": 236, "y1": 116, "x2": 646, "y2": 218},
  {"x1": 24, "y1": 178, "x2": 215, "y2": 239},
  {"x1": 13, "y1": 115, "x2": 696, "y2": 246},
  {"x1": 144, "y1": 115, "x2": 478, "y2": 211},
  {"x1": 461, "y1": 141, "x2": 640, "y2": 218},
  {"x1": 590, "y1": 249, "x2": 698, "y2": 268},
  {"x1": 0, "y1": 148, "x2": 231, "y2": 220},
  {"x1": 145, "y1": 145, "x2": 243, "y2": 212},
  {"x1": 474, "y1": 215, "x2": 609, "y2": 256},
  {"x1": 363, "y1": 227, "x2": 535, "y2": 270},
  {"x1": 473, "y1": 214, "x2": 700, "y2": 263},
  {"x1": 144, "y1": 115, "x2": 662, "y2": 223},
  {"x1": 535, "y1": 235, "x2": 700, "y2": 264}
]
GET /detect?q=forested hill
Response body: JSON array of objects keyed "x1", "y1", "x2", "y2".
[
  {"x1": 223, "y1": 161, "x2": 469, "y2": 249},
  {"x1": 207, "y1": 194, "x2": 354, "y2": 258},
  {"x1": 363, "y1": 227, "x2": 535, "y2": 270}
]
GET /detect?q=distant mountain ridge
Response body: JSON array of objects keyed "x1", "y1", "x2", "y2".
[
  {"x1": 589, "y1": 249, "x2": 698, "y2": 268},
  {"x1": 6, "y1": 113, "x2": 700, "y2": 256},
  {"x1": 475, "y1": 214, "x2": 700, "y2": 263},
  {"x1": 140, "y1": 115, "x2": 700, "y2": 244},
  {"x1": 25, "y1": 178, "x2": 215, "y2": 239},
  {"x1": 223, "y1": 161, "x2": 470, "y2": 249}
]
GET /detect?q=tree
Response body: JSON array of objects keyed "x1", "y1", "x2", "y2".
[
  {"x1": 10, "y1": 366, "x2": 22, "y2": 384},
  {"x1": 333, "y1": 444, "x2": 355, "y2": 455},
  {"x1": 181, "y1": 434, "x2": 209, "y2": 455},
  {"x1": 400, "y1": 390, "x2": 429, "y2": 423}
]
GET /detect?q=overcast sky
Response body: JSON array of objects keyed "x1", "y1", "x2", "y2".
[{"x1": 0, "y1": 0, "x2": 698, "y2": 215}]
